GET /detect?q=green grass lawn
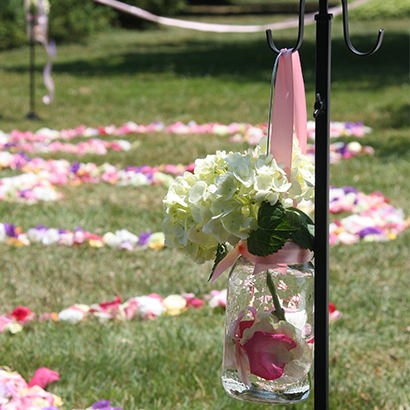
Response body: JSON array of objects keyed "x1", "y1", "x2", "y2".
[{"x1": 0, "y1": 14, "x2": 409, "y2": 410}]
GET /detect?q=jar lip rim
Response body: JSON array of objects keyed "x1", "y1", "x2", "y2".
[{"x1": 240, "y1": 241, "x2": 312, "y2": 263}]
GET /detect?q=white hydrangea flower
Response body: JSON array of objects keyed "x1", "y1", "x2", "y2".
[
  {"x1": 163, "y1": 137, "x2": 314, "y2": 263},
  {"x1": 225, "y1": 152, "x2": 255, "y2": 188}
]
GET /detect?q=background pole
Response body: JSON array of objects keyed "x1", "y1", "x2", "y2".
[{"x1": 25, "y1": 10, "x2": 40, "y2": 121}]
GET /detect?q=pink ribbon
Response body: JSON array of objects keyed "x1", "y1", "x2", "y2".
[
  {"x1": 212, "y1": 52, "x2": 310, "y2": 282},
  {"x1": 211, "y1": 241, "x2": 311, "y2": 282},
  {"x1": 269, "y1": 49, "x2": 307, "y2": 178}
]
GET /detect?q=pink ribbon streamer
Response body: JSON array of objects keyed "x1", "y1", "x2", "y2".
[
  {"x1": 37, "y1": 0, "x2": 55, "y2": 105},
  {"x1": 269, "y1": 49, "x2": 307, "y2": 179},
  {"x1": 24, "y1": 0, "x2": 56, "y2": 105},
  {"x1": 212, "y1": 241, "x2": 311, "y2": 282},
  {"x1": 42, "y1": 40, "x2": 56, "y2": 105}
]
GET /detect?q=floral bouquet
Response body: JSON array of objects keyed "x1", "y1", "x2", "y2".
[
  {"x1": 163, "y1": 50, "x2": 315, "y2": 404},
  {"x1": 163, "y1": 135, "x2": 314, "y2": 265}
]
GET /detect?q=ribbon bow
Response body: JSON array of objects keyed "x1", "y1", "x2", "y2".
[{"x1": 211, "y1": 241, "x2": 311, "y2": 282}]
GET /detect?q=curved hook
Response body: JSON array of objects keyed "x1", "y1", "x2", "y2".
[
  {"x1": 266, "y1": 0, "x2": 306, "y2": 54},
  {"x1": 341, "y1": 0, "x2": 384, "y2": 56}
]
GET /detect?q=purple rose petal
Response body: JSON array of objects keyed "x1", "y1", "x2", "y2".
[
  {"x1": 342, "y1": 186, "x2": 358, "y2": 195},
  {"x1": 18, "y1": 152, "x2": 30, "y2": 161},
  {"x1": 345, "y1": 122, "x2": 362, "y2": 130},
  {"x1": 35, "y1": 224, "x2": 49, "y2": 231},
  {"x1": 90, "y1": 400, "x2": 123, "y2": 410},
  {"x1": 138, "y1": 232, "x2": 152, "y2": 246},
  {"x1": 357, "y1": 227, "x2": 383, "y2": 237},
  {"x1": 16, "y1": 152, "x2": 31, "y2": 168},
  {"x1": 69, "y1": 162, "x2": 80, "y2": 173},
  {"x1": 337, "y1": 143, "x2": 348, "y2": 155},
  {"x1": 92, "y1": 400, "x2": 111, "y2": 410},
  {"x1": 4, "y1": 223, "x2": 17, "y2": 237}
]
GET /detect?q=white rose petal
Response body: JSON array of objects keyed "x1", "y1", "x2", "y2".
[
  {"x1": 103, "y1": 232, "x2": 122, "y2": 247},
  {"x1": 58, "y1": 308, "x2": 85, "y2": 324},
  {"x1": 41, "y1": 228, "x2": 60, "y2": 245},
  {"x1": 0, "y1": 224, "x2": 6, "y2": 242},
  {"x1": 115, "y1": 229, "x2": 139, "y2": 244}
]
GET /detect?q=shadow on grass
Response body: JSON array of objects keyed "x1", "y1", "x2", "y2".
[
  {"x1": 4, "y1": 30, "x2": 409, "y2": 90},
  {"x1": 368, "y1": 133, "x2": 410, "y2": 160},
  {"x1": 378, "y1": 102, "x2": 410, "y2": 129}
]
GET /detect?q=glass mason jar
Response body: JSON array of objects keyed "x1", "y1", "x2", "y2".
[{"x1": 221, "y1": 241, "x2": 314, "y2": 404}]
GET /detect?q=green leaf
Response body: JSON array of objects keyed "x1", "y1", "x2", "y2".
[
  {"x1": 247, "y1": 203, "x2": 315, "y2": 256},
  {"x1": 247, "y1": 202, "x2": 297, "y2": 257},
  {"x1": 288, "y1": 207, "x2": 314, "y2": 227},
  {"x1": 208, "y1": 243, "x2": 229, "y2": 282},
  {"x1": 289, "y1": 225, "x2": 315, "y2": 252},
  {"x1": 287, "y1": 208, "x2": 315, "y2": 252},
  {"x1": 285, "y1": 208, "x2": 302, "y2": 229}
]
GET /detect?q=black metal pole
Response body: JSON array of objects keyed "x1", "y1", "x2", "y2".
[
  {"x1": 25, "y1": 11, "x2": 40, "y2": 121},
  {"x1": 314, "y1": 0, "x2": 331, "y2": 408}
]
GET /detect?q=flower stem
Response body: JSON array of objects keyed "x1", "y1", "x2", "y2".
[
  {"x1": 249, "y1": 203, "x2": 257, "y2": 219},
  {"x1": 266, "y1": 272, "x2": 286, "y2": 321}
]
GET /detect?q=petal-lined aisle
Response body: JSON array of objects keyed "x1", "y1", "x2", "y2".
[
  {"x1": 1, "y1": 291, "x2": 342, "y2": 335},
  {"x1": 0, "y1": 120, "x2": 371, "y2": 144}
]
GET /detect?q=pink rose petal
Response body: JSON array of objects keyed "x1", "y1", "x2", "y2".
[
  {"x1": 243, "y1": 331, "x2": 297, "y2": 380},
  {"x1": 28, "y1": 367, "x2": 59, "y2": 388}
]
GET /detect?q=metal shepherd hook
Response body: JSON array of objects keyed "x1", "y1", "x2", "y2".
[
  {"x1": 264, "y1": 1, "x2": 384, "y2": 409},
  {"x1": 266, "y1": 0, "x2": 306, "y2": 53}
]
